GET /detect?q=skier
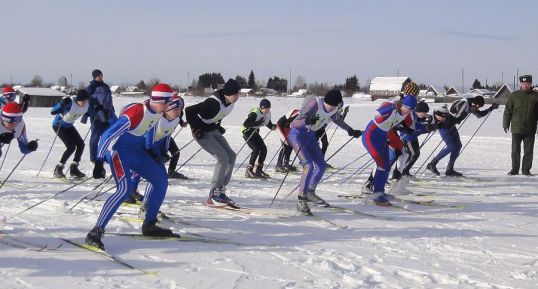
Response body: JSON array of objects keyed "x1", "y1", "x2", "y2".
[
  {"x1": 0, "y1": 103, "x2": 39, "y2": 161},
  {"x1": 275, "y1": 109, "x2": 299, "y2": 173},
  {"x1": 85, "y1": 84, "x2": 176, "y2": 250},
  {"x1": 289, "y1": 89, "x2": 362, "y2": 214},
  {"x1": 426, "y1": 95, "x2": 498, "y2": 177},
  {"x1": 84, "y1": 69, "x2": 117, "y2": 179},
  {"x1": 185, "y1": 78, "x2": 240, "y2": 208},
  {"x1": 163, "y1": 95, "x2": 189, "y2": 179},
  {"x1": 392, "y1": 101, "x2": 436, "y2": 178},
  {"x1": 362, "y1": 82, "x2": 418, "y2": 205},
  {"x1": 241, "y1": 98, "x2": 276, "y2": 178},
  {"x1": 126, "y1": 95, "x2": 186, "y2": 206},
  {"x1": 50, "y1": 90, "x2": 89, "y2": 179},
  {"x1": 2, "y1": 86, "x2": 30, "y2": 112}
]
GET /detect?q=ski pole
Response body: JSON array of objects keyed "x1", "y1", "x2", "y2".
[
  {"x1": 233, "y1": 130, "x2": 272, "y2": 174},
  {"x1": 235, "y1": 128, "x2": 258, "y2": 157},
  {"x1": 36, "y1": 127, "x2": 61, "y2": 178},
  {"x1": 324, "y1": 137, "x2": 355, "y2": 163},
  {"x1": 0, "y1": 143, "x2": 11, "y2": 171},
  {"x1": 85, "y1": 183, "x2": 116, "y2": 204},
  {"x1": 0, "y1": 154, "x2": 27, "y2": 192},
  {"x1": 265, "y1": 141, "x2": 285, "y2": 169},
  {"x1": 459, "y1": 110, "x2": 492, "y2": 157},
  {"x1": 326, "y1": 105, "x2": 350, "y2": 148},
  {"x1": 69, "y1": 175, "x2": 113, "y2": 210},
  {"x1": 7, "y1": 177, "x2": 93, "y2": 220},
  {"x1": 172, "y1": 127, "x2": 184, "y2": 139},
  {"x1": 175, "y1": 147, "x2": 203, "y2": 172},
  {"x1": 340, "y1": 157, "x2": 374, "y2": 185}
]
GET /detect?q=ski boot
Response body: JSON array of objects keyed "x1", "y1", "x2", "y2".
[
  {"x1": 168, "y1": 170, "x2": 188, "y2": 179},
  {"x1": 85, "y1": 227, "x2": 105, "y2": 250},
  {"x1": 506, "y1": 169, "x2": 518, "y2": 176},
  {"x1": 306, "y1": 189, "x2": 329, "y2": 207},
  {"x1": 391, "y1": 169, "x2": 401, "y2": 180},
  {"x1": 445, "y1": 166, "x2": 463, "y2": 177},
  {"x1": 207, "y1": 186, "x2": 239, "y2": 208},
  {"x1": 54, "y1": 164, "x2": 66, "y2": 178},
  {"x1": 372, "y1": 192, "x2": 391, "y2": 206},
  {"x1": 69, "y1": 162, "x2": 86, "y2": 179},
  {"x1": 400, "y1": 169, "x2": 413, "y2": 178},
  {"x1": 297, "y1": 194, "x2": 312, "y2": 215},
  {"x1": 426, "y1": 161, "x2": 440, "y2": 176},
  {"x1": 255, "y1": 163, "x2": 270, "y2": 178},
  {"x1": 285, "y1": 164, "x2": 298, "y2": 172},
  {"x1": 361, "y1": 174, "x2": 374, "y2": 194},
  {"x1": 522, "y1": 170, "x2": 533, "y2": 176},
  {"x1": 142, "y1": 220, "x2": 178, "y2": 237},
  {"x1": 275, "y1": 164, "x2": 287, "y2": 173},
  {"x1": 245, "y1": 164, "x2": 260, "y2": 178}
]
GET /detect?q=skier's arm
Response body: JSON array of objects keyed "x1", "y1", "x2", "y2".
[
  {"x1": 96, "y1": 116, "x2": 131, "y2": 161},
  {"x1": 16, "y1": 123, "x2": 30, "y2": 154},
  {"x1": 242, "y1": 111, "x2": 259, "y2": 128},
  {"x1": 503, "y1": 97, "x2": 513, "y2": 129},
  {"x1": 292, "y1": 97, "x2": 318, "y2": 128}
]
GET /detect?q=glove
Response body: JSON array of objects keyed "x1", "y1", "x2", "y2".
[
  {"x1": 253, "y1": 119, "x2": 265, "y2": 127},
  {"x1": 396, "y1": 125, "x2": 414, "y2": 134},
  {"x1": 0, "y1": 132, "x2": 14, "y2": 144},
  {"x1": 26, "y1": 140, "x2": 38, "y2": 152},
  {"x1": 347, "y1": 129, "x2": 362, "y2": 138},
  {"x1": 93, "y1": 160, "x2": 106, "y2": 179},
  {"x1": 60, "y1": 97, "x2": 71, "y2": 106},
  {"x1": 489, "y1": 103, "x2": 499, "y2": 111},
  {"x1": 218, "y1": 126, "x2": 226, "y2": 134},
  {"x1": 503, "y1": 127, "x2": 509, "y2": 133},
  {"x1": 304, "y1": 115, "x2": 319, "y2": 125},
  {"x1": 425, "y1": 124, "x2": 437, "y2": 132},
  {"x1": 342, "y1": 105, "x2": 350, "y2": 119},
  {"x1": 192, "y1": 129, "x2": 205, "y2": 140}
]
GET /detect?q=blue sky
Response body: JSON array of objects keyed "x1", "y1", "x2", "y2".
[{"x1": 1, "y1": 0, "x2": 535, "y2": 90}]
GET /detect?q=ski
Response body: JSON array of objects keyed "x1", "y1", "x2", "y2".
[
  {"x1": 298, "y1": 212, "x2": 348, "y2": 229},
  {"x1": 60, "y1": 238, "x2": 158, "y2": 276},
  {"x1": 324, "y1": 205, "x2": 393, "y2": 220},
  {"x1": 0, "y1": 233, "x2": 63, "y2": 251},
  {"x1": 107, "y1": 232, "x2": 261, "y2": 246},
  {"x1": 116, "y1": 211, "x2": 227, "y2": 232}
]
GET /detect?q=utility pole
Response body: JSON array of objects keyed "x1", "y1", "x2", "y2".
[
  {"x1": 461, "y1": 68, "x2": 464, "y2": 93},
  {"x1": 397, "y1": 68, "x2": 399, "y2": 77},
  {"x1": 187, "y1": 72, "x2": 190, "y2": 94},
  {"x1": 289, "y1": 68, "x2": 292, "y2": 93},
  {"x1": 70, "y1": 73, "x2": 73, "y2": 87}
]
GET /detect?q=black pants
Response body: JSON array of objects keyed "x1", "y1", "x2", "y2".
[
  {"x1": 402, "y1": 139, "x2": 420, "y2": 174},
  {"x1": 53, "y1": 125, "x2": 84, "y2": 164},
  {"x1": 244, "y1": 131, "x2": 267, "y2": 166},
  {"x1": 316, "y1": 128, "x2": 329, "y2": 156},
  {"x1": 277, "y1": 142, "x2": 293, "y2": 166},
  {"x1": 511, "y1": 133, "x2": 535, "y2": 173},
  {"x1": 168, "y1": 138, "x2": 180, "y2": 172}
]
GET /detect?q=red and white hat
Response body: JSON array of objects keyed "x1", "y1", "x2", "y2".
[
  {"x1": 166, "y1": 95, "x2": 184, "y2": 111},
  {"x1": 1, "y1": 102, "x2": 23, "y2": 123},
  {"x1": 151, "y1": 83, "x2": 174, "y2": 103},
  {"x1": 2, "y1": 86, "x2": 17, "y2": 102}
]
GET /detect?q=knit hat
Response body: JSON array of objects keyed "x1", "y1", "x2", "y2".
[
  {"x1": 1, "y1": 102, "x2": 23, "y2": 123},
  {"x1": 2, "y1": 86, "x2": 17, "y2": 102},
  {"x1": 471, "y1": 95, "x2": 485, "y2": 107},
  {"x1": 151, "y1": 83, "x2": 174, "y2": 103},
  {"x1": 519, "y1": 75, "x2": 532, "y2": 83},
  {"x1": 402, "y1": 95, "x2": 417, "y2": 110},
  {"x1": 92, "y1": 69, "x2": 103, "y2": 79},
  {"x1": 223, "y1": 78, "x2": 240, "y2": 96},
  {"x1": 434, "y1": 105, "x2": 450, "y2": 117},
  {"x1": 415, "y1": 101, "x2": 429, "y2": 113},
  {"x1": 75, "y1": 90, "x2": 89, "y2": 102},
  {"x1": 324, "y1": 90, "x2": 343, "y2": 106},
  {"x1": 259, "y1": 99, "x2": 271, "y2": 109},
  {"x1": 167, "y1": 95, "x2": 185, "y2": 111},
  {"x1": 403, "y1": 82, "x2": 420, "y2": 96}
]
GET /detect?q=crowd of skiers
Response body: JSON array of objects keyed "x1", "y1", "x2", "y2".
[{"x1": 1, "y1": 69, "x2": 537, "y2": 249}]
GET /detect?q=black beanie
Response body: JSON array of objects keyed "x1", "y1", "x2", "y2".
[
  {"x1": 223, "y1": 78, "x2": 240, "y2": 96},
  {"x1": 92, "y1": 69, "x2": 103, "y2": 79},
  {"x1": 324, "y1": 90, "x2": 343, "y2": 106},
  {"x1": 76, "y1": 90, "x2": 89, "y2": 102},
  {"x1": 415, "y1": 101, "x2": 429, "y2": 113},
  {"x1": 472, "y1": 95, "x2": 485, "y2": 107},
  {"x1": 259, "y1": 98, "x2": 271, "y2": 109}
]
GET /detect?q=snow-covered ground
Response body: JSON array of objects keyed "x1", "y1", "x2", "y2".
[{"x1": 1, "y1": 95, "x2": 537, "y2": 289}]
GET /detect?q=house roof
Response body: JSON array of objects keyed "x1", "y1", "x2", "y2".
[
  {"x1": 445, "y1": 86, "x2": 460, "y2": 96},
  {"x1": 369, "y1": 77, "x2": 410, "y2": 92},
  {"x1": 240, "y1": 88, "x2": 252, "y2": 93},
  {"x1": 492, "y1": 83, "x2": 512, "y2": 98},
  {"x1": 469, "y1": 88, "x2": 495, "y2": 96},
  {"x1": 16, "y1": 87, "x2": 67, "y2": 97}
]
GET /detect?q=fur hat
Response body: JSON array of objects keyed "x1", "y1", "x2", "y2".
[{"x1": 519, "y1": 75, "x2": 532, "y2": 83}]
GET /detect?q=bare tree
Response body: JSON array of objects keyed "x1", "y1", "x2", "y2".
[
  {"x1": 28, "y1": 75, "x2": 44, "y2": 87},
  {"x1": 294, "y1": 75, "x2": 306, "y2": 91},
  {"x1": 58, "y1": 76, "x2": 68, "y2": 87}
]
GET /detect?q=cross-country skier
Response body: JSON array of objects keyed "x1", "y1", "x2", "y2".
[
  {"x1": 85, "y1": 84, "x2": 176, "y2": 250},
  {"x1": 185, "y1": 78, "x2": 240, "y2": 208},
  {"x1": 394, "y1": 101, "x2": 436, "y2": 177},
  {"x1": 241, "y1": 98, "x2": 276, "y2": 178},
  {"x1": 50, "y1": 90, "x2": 89, "y2": 179},
  {"x1": 275, "y1": 109, "x2": 299, "y2": 173},
  {"x1": 426, "y1": 95, "x2": 498, "y2": 177},
  {"x1": 289, "y1": 89, "x2": 362, "y2": 214},
  {"x1": 163, "y1": 95, "x2": 189, "y2": 179},
  {"x1": 362, "y1": 82, "x2": 418, "y2": 205},
  {"x1": 0, "y1": 103, "x2": 38, "y2": 161}
]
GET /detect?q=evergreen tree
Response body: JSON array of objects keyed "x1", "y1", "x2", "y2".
[
  {"x1": 198, "y1": 73, "x2": 225, "y2": 89},
  {"x1": 248, "y1": 70, "x2": 256, "y2": 89},
  {"x1": 472, "y1": 79, "x2": 483, "y2": 89},
  {"x1": 235, "y1": 75, "x2": 248, "y2": 88},
  {"x1": 344, "y1": 75, "x2": 359, "y2": 92}
]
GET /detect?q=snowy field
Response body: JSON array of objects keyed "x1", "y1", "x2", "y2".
[{"x1": 1, "y1": 95, "x2": 537, "y2": 289}]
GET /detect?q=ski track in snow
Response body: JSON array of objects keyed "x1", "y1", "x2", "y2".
[{"x1": 1, "y1": 96, "x2": 538, "y2": 288}]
